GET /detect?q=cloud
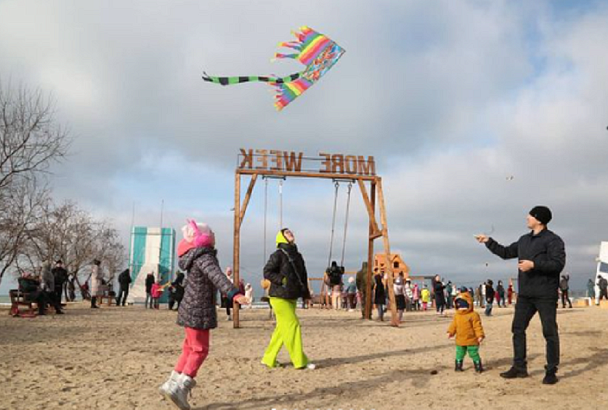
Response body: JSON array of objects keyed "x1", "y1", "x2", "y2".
[{"x1": 1, "y1": 0, "x2": 607, "y2": 294}]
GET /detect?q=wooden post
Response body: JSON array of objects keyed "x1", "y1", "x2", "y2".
[
  {"x1": 365, "y1": 180, "x2": 376, "y2": 320},
  {"x1": 233, "y1": 172, "x2": 242, "y2": 329},
  {"x1": 376, "y1": 178, "x2": 399, "y2": 327},
  {"x1": 357, "y1": 179, "x2": 381, "y2": 237},
  {"x1": 239, "y1": 174, "x2": 258, "y2": 226}
]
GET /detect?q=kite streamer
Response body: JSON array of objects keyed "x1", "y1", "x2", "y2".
[{"x1": 202, "y1": 26, "x2": 345, "y2": 111}]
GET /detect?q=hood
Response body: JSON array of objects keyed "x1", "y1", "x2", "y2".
[
  {"x1": 454, "y1": 291, "x2": 474, "y2": 315},
  {"x1": 178, "y1": 247, "x2": 216, "y2": 272},
  {"x1": 276, "y1": 229, "x2": 292, "y2": 247}
]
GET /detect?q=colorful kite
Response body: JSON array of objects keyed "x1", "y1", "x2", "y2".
[{"x1": 202, "y1": 26, "x2": 345, "y2": 111}]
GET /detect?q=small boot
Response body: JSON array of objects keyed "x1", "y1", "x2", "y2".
[
  {"x1": 474, "y1": 360, "x2": 484, "y2": 373},
  {"x1": 158, "y1": 370, "x2": 180, "y2": 399},
  {"x1": 168, "y1": 372, "x2": 196, "y2": 410},
  {"x1": 455, "y1": 360, "x2": 464, "y2": 372}
]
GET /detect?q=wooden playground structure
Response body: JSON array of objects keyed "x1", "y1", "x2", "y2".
[{"x1": 232, "y1": 148, "x2": 399, "y2": 328}]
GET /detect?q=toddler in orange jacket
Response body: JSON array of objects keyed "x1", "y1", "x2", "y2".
[{"x1": 447, "y1": 290, "x2": 485, "y2": 372}]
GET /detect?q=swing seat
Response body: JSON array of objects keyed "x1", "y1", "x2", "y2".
[{"x1": 8, "y1": 290, "x2": 37, "y2": 318}]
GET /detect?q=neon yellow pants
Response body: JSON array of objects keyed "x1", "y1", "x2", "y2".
[{"x1": 262, "y1": 297, "x2": 309, "y2": 369}]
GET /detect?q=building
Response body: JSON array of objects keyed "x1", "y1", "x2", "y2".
[
  {"x1": 128, "y1": 227, "x2": 176, "y2": 304},
  {"x1": 374, "y1": 253, "x2": 410, "y2": 278}
]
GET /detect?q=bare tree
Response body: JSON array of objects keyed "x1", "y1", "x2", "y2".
[
  {"x1": 0, "y1": 178, "x2": 50, "y2": 285},
  {"x1": 0, "y1": 80, "x2": 70, "y2": 192},
  {"x1": 20, "y1": 200, "x2": 126, "y2": 298}
]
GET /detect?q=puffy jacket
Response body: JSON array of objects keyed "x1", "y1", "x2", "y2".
[
  {"x1": 486, "y1": 229, "x2": 565, "y2": 299},
  {"x1": 177, "y1": 247, "x2": 241, "y2": 330},
  {"x1": 421, "y1": 288, "x2": 431, "y2": 303},
  {"x1": 447, "y1": 292, "x2": 485, "y2": 346},
  {"x1": 264, "y1": 243, "x2": 310, "y2": 300}
]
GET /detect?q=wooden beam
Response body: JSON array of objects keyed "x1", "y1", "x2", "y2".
[
  {"x1": 376, "y1": 178, "x2": 399, "y2": 327},
  {"x1": 239, "y1": 174, "x2": 257, "y2": 227},
  {"x1": 233, "y1": 172, "x2": 241, "y2": 329},
  {"x1": 365, "y1": 180, "x2": 376, "y2": 320},
  {"x1": 357, "y1": 178, "x2": 381, "y2": 237},
  {"x1": 238, "y1": 168, "x2": 376, "y2": 181}
]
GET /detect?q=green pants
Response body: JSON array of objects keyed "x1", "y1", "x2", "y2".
[
  {"x1": 262, "y1": 298, "x2": 309, "y2": 369},
  {"x1": 456, "y1": 345, "x2": 481, "y2": 363}
]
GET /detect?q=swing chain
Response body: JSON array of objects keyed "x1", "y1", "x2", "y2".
[
  {"x1": 340, "y1": 182, "x2": 353, "y2": 267},
  {"x1": 327, "y1": 181, "x2": 340, "y2": 269}
]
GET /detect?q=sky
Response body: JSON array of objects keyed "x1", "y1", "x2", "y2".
[{"x1": 1, "y1": 0, "x2": 607, "y2": 294}]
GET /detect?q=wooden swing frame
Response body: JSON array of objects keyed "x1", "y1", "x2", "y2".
[{"x1": 232, "y1": 152, "x2": 399, "y2": 328}]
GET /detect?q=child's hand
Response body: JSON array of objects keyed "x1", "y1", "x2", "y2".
[
  {"x1": 235, "y1": 295, "x2": 250, "y2": 305},
  {"x1": 447, "y1": 333, "x2": 454, "y2": 339},
  {"x1": 478, "y1": 337, "x2": 484, "y2": 344}
]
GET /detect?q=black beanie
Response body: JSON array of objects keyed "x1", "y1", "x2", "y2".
[{"x1": 529, "y1": 206, "x2": 552, "y2": 225}]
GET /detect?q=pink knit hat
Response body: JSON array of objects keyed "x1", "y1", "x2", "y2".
[{"x1": 178, "y1": 219, "x2": 215, "y2": 256}]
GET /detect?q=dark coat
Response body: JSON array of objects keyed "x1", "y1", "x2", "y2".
[
  {"x1": 177, "y1": 248, "x2": 241, "y2": 330},
  {"x1": 434, "y1": 281, "x2": 446, "y2": 303},
  {"x1": 486, "y1": 229, "x2": 566, "y2": 299},
  {"x1": 145, "y1": 274, "x2": 155, "y2": 293},
  {"x1": 118, "y1": 269, "x2": 132, "y2": 288},
  {"x1": 373, "y1": 275, "x2": 386, "y2": 305},
  {"x1": 52, "y1": 267, "x2": 68, "y2": 288},
  {"x1": 485, "y1": 285, "x2": 495, "y2": 303},
  {"x1": 264, "y1": 243, "x2": 310, "y2": 300}
]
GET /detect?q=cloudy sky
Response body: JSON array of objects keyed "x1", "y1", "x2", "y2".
[{"x1": 1, "y1": 0, "x2": 607, "y2": 293}]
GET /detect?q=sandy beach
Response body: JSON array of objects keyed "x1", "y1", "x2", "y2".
[{"x1": 1, "y1": 303, "x2": 608, "y2": 410}]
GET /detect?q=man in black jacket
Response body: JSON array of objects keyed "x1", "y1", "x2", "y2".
[
  {"x1": 52, "y1": 260, "x2": 68, "y2": 305},
  {"x1": 476, "y1": 206, "x2": 565, "y2": 385},
  {"x1": 116, "y1": 269, "x2": 132, "y2": 306}
]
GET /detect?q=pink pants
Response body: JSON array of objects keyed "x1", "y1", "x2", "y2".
[{"x1": 174, "y1": 327, "x2": 210, "y2": 378}]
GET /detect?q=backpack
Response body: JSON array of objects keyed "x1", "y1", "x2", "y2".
[{"x1": 327, "y1": 266, "x2": 343, "y2": 286}]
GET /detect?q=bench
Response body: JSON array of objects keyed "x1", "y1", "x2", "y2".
[
  {"x1": 9, "y1": 289, "x2": 36, "y2": 317},
  {"x1": 97, "y1": 292, "x2": 115, "y2": 307}
]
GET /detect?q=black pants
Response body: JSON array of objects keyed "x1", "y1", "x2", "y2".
[
  {"x1": 512, "y1": 296, "x2": 559, "y2": 372},
  {"x1": 116, "y1": 287, "x2": 129, "y2": 306},
  {"x1": 435, "y1": 297, "x2": 445, "y2": 313},
  {"x1": 561, "y1": 290, "x2": 572, "y2": 308},
  {"x1": 45, "y1": 291, "x2": 62, "y2": 312},
  {"x1": 168, "y1": 298, "x2": 182, "y2": 310},
  {"x1": 599, "y1": 289, "x2": 608, "y2": 301},
  {"x1": 91, "y1": 296, "x2": 98, "y2": 308}
]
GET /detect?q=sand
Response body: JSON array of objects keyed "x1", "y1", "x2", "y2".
[{"x1": 1, "y1": 303, "x2": 608, "y2": 410}]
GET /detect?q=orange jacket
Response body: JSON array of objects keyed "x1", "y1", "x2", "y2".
[{"x1": 447, "y1": 292, "x2": 485, "y2": 346}]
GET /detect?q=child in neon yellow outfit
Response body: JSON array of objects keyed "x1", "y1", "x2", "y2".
[{"x1": 261, "y1": 229, "x2": 314, "y2": 370}]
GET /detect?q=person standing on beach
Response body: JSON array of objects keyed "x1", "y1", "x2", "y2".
[
  {"x1": 559, "y1": 274, "x2": 572, "y2": 308},
  {"x1": 52, "y1": 260, "x2": 68, "y2": 305},
  {"x1": 421, "y1": 284, "x2": 430, "y2": 311},
  {"x1": 261, "y1": 228, "x2": 315, "y2": 370},
  {"x1": 145, "y1": 272, "x2": 155, "y2": 309},
  {"x1": 90, "y1": 259, "x2": 103, "y2": 309},
  {"x1": 597, "y1": 276, "x2": 608, "y2": 303},
  {"x1": 159, "y1": 220, "x2": 248, "y2": 410},
  {"x1": 586, "y1": 279, "x2": 595, "y2": 301},
  {"x1": 484, "y1": 280, "x2": 495, "y2": 317},
  {"x1": 507, "y1": 281, "x2": 514, "y2": 306},
  {"x1": 356, "y1": 262, "x2": 369, "y2": 318},
  {"x1": 476, "y1": 206, "x2": 565, "y2": 385},
  {"x1": 373, "y1": 272, "x2": 386, "y2": 321},
  {"x1": 434, "y1": 275, "x2": 446, "y2": 315},
  {"x1": 496, "y1": 280, "x2": 506, "y2": 308},
  {"x1": 116, "y1": 268, "x2": 132, "y2": 306}
]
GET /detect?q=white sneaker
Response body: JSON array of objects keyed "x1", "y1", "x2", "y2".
[
  {"x1": 306, "y1": 363, "x2": 316, "y2": 370},
  {"x1": 168, "y1": 373, "x2": 196, "y2": 410},
  {"x1": 158, "y1": 370, "x2": 180, "y2": 399},
  {"x1": 226, "y1": 316, "x2": 232, "y2": 321}
]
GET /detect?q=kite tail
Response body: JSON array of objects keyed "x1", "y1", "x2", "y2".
[
  {"x1": 271, "y1": 76, "x2": 313, "y2": 111},
  {"x1": 202, "y1": 71, "x2": 301, "y2": 86}
]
